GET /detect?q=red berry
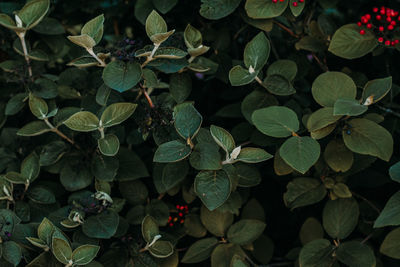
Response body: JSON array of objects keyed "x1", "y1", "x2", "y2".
[
  {"x1": 387, "y1": 17, "x2": 392, "y2": 22},
  {"x1": 379, "y1": 26, "x2": 384, "y2": 31},
  {"x1": 361, "y1": 18, "x2": 368, "y2": 23},
  {"x1": 380, "y1": 9, "x2": 385, "y2": 15},
  {"x1": 398, "y1": 15, "x2": 400, "y2": 20},
  {"x1": 367, "y1": 23, "x2": 372, "y2": 28},
  {"x1": 391, "y1": 21, "x2": 396, "y2": 26},
  {"x1": 376, "y1": 15, "x2": 382, "y2": 20},
  {"x1": 378, "y1": 37, "x2": 384, "y2": 42},
  {"x1": 373, "y1": 7, "x2": 378, "y2": 13},
  {"x1": 272, "y1": 0, "x2": 277, "y2": 3},
  {"x1": 385, "y1": 40, "x2": 391, "y2": 46},
  {"x1": 178, "y1": 212, "x2": 183, "y2": 217},
  {"x1": 180, "y1": 219, "x2": 184, "y2": 223},
  {"x1": 395, "y1": 39, "x2": 399, "y2": 44},
  {"x1": 359, "y1": 30, "x2": 366, "y2": 35},
  {"x1": 365, "y1": 14, "x2": 371, "y2": 19},
  {"x1": 388, "y1": 25, "x2": 394, "y2": 30},
  {"x1": 176, "y1": 205, "x2": 180, "y2": 209},
  {"x1": 357, "y1": 22, "x2": 362, "y2": 26},
  {"x1": 279, "y1": 0, "x2": 284, "y2": 1},
  {"x1": 293, "y1": 1, "x2": 298, "y2": 7},
  {"x1": 391, "y1": 41, "x2": 396, "y2": 46},
  {"x1": 169, "y1": 223, "x2": 173, "y2": 227},
  {"x1": 299, "y1": 0, "x2": 304, "y2": 2}
]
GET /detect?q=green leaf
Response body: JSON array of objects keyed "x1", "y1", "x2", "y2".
[
  {"x1": 289, "y1": 0, "x2": 305, "y2": 16},
  {"x1": 283, "y1": 178, "x2": 327, "y2": 209},
  {"x1": 184, "y1": 24, "x2": 202, "y2": 48},
  {"x1": 81, "y1": 14, "x2": 104, "y2": 44},
  {"x1": 231, "y1": 255, "x2": 249, "y2": 267},
  {"x1": 153, "y1": 140, "x2": 192, "y2": 163},
  {"x1": 38, "y1": 217, "x2": 54, "y2": 243},
  {"x1": 72, "y1": 244, "x2": 100, "y2": 266},
  {"x1": 244, "y1": 32, "x2": 270, "y2": 71},
  {"x1": 333, "y1": 98, "x2": 368, "y2": 116},
  {"x1": 145, "y1": 10, "x2": 167, "y2": 40},
  {"x1": 245, "y1": 0, "x2": 288, "y2": 19},
  {"x1": 29, "y1": 94, "x2": 48, "y2": 119},
  {"x1": 82, "y1": 210, "x2": 119, "y2": 239},
  {"x1": 195, "y1": 170, "x2": 231, "y2": 211},
  {"x1": 142, "y1": 215, "x2": 159, "y2": 243},
  {"x1": 3, "y1": 241, "x2": 22, "y2": 266},
  {"x1": 67, "y1": 34, "x2": 96, "y2": 50},
  {"x1": 210, "y1": 125, "x2": 236, "y2": 153},
  {"x1": 236, "y1": 164, "x2": 261, "y2": 187},
  {"x1": 98, "y1": 134, "x2": 120, "y2": 156},
  {"x1": 336, "y1": 241, "x2": 376, "y2": 267},
  {"x1": 145, "y1": 199, "x2": 170, "y2": 226},
  {"x1": 39, "y1": 141, "x2": 69, "y2": 166},
  {"x1": 0, "y1": 14, "x2": 20, "y2": 31},
  {"x1": 361, "y1": 76, "x2": 392, "y2": 104},
  {"x1": 389, "y1": 162, "x2": 400, "y2": 183},
  {"x1": 311, "y1": 71, "x2": 357, "y2": 107},
  {"x1": 262, "y1": 75, "x2": 296, "y2": 96},
  {"x1": 199, "y1": 0, "x2": 241, "y2": 20},
  {"x1": 328, "y1": 24, "x2": 378, "y2": 59},
  {"x1": 200, "y1": 205, "x2": 234, "y2": 237},
  {"x1": 91, "y1": 154, "x2": 119, "y2": 182},
  {"x1": 33, "y1": 17, "x2": 65, "y2": 35},
  {"x1": 51, "y1": 237, "x2": 72, "y2": 265},
  {"x1": 96, "y1": 84, "x2": 111, "y2": 106},
  {"x1": 251, "y1": 235, "x2": 274, "y2": 264},
  {"x1": 236, "y1": 147, "x2": 273, "y2": 163},
  {"x1": 229, "y1": 65, "x2": 257, "y2": 86},
  {"x1": 4, "y1": 172, "x2": 26, "y2": 184},
  {"x1": 60, "y1": 160, "x2": 92, "y2": 191},
  {"x1": 5, "y1": 93, "x2": 27, "y2": 116},
  {"x1": 182, "y1": 237, "x2": 218, "y2": 263},
  {"x1": 100, "y1": 103, "x2": 137, "y2": 128},
  {"x1": 374, "y1": 191, "x2": 400, "y2": 228},
  {"x1": 17, "y1": 120, "x2": 50, "y2": 137},
  {"x1": 279, "y1": 136, "x2": 321, "y2": 174},
  {"x1": 116, "y1": 147, "x2": 149, "y2": 181},
  {"x1": 306, "y1": 107, "x2": 342, "y2": 132},
  {"x1": 173, "y1": 103, "x2": 202, "y2": 139},
  {"x1": 152, "y1": 0, "x2": 178, "y2": 14},
  {"x1": 149, "y1": 240, "x2": 174, "y2": 258},
  {"x1": 241, "y1": 90, "x2": 278, "y2": 123},
  {"x1": 267, "y1": 59, "x2": 297, "y2": 81},
  {"x1": 154, "y1": 161, "x2": 188, "y2": 193},
  {"x1": 324, "y1": 139, "x2": 353, "y2": 172},
  {"x1": 300, "y1": 217, "x2": 324, "y2": 245},
  {"x1": 342, "y1": 118, "x2": 393, "y2": 161},
  {"x1": 169, "y1": 73, "x2": 192, "y2": 104},
  {"x1": 27, "y1": 186, "x2": 56, "y2": 204},
  {"x1": 102, "y1": 61, "x2": 142, "y2": 93},
  {"x1": 332, "y1": 183, "x2": 352, "y2": 198},
  {"x1": 190, "y1": 143, "x2": 222, "y2": 170},
  {"x1": 63, "y1": 111, "x2": 99, "y2": 132},
  {"x1": 211, "y1": 244, "x2": 245, "y2": 267},
  {"x1": 380, "y1": 227, "x2": 400, "y2": 259},
  {"x1": 252, "y1": 106, "x2": 299, "y2": 138},
  {"x1": 322, "y1": 198, "x2": 359, "y2": 239},
  {"x1": 299, "y1": 239, "x2": 336, "y2": 267},
  {"x1": 20, "y1": 153, "x2": 39, "y2": 182},
  {"x1": 227, "y1": 219, "x2": 266, "y2": 245},
  {"x1": 17, "y1": 0, "x2": 50, "y2": 29}
]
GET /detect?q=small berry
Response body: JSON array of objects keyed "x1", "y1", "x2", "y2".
[
  {"x1": 391, "y1": 21, "x2": 397, "y2": 26},
  {"x1": 169, "y1": 222, "x2": 173, "y2": 227},
  {"x1": 357, "y1": 22, "x2": 362, "y2": 26},
  {"x1": 367, "y1": 23, "x2": 372, "y2": 29},
  {"x1": 176, "y1": 205, "x2": 180, "y2": 209},
  {"x1": 388, "y1": 25, "x2": 394, "y2": 30},
  {"x1": 378, "y1": 37, "x2": 384, "y2": 42},
  {"x1": 379, "y1": 26, "x2": 384, "y2": 31},
  {"x1": 385, "y1": 40, "x2": 391, "y2": 46},
  {"x1": 365, "y1": 14, "x2": 371, "y2": 20},
  {"x1": 293, "y1": 2, "x2": 298, "y2": 7},
  {"x1": 376, "y1": 15, "x2": 382, "y2": 20},
  {"x1": 373, "y1": 7, "x2": 378, "y2": 13},
  {"x1": 380, "y1": 9, "x2": 386, "y2": 15},
  {"x1": 361, "y1": 17, "x2": 368, "y2": 23},
  {"x1": 391, "y1": 41, "x2": 396, "y2": 46},
  {"x1": 299, "y1": 0, "x2": 304, "y2": 2},
  {"x1": 272, "y1": 0, "x2": 277, "y2": 2},
  {"x1": 387, "y1": 17, "x2": 392, "y2": 22},
  {"x1": 395, "y1": 39, "x2": 399, "y2": 44},
  {"x1": 359, "y1": 30, "x2": 366, "y2": 35},
  {"x1": 180, "y1": 219, "x2": 184, "y2": 224},
  {"x1": 179, "y1": 212, "x2": 183, "y2": 217}
]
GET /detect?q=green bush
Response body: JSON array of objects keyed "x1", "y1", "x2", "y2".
[{"x1": 0, "y1": 0, "x2": 399, "y2": 266}]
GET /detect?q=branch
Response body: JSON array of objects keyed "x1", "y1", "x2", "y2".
[
  {"x1": 44, "y1": 118, "x2": 81, "y2": 150},
  {"x1": 273, "y1": 21, "x2": 300, "y2": 38},
  {"x1": 17, "y1": 32, "x2": 33, "y2": 79}
]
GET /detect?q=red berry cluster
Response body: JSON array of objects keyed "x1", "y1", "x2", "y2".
[
  {"x1": 358, "y1": 6, "x2": 400, "y2": 46},
  {"x1": 271, "y1": 0, "x2": 304, "y2": 6},
  {"x1": 168, "y1": 204, "x2": 189, "y2": 227}
]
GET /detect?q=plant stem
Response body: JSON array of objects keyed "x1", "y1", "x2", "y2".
[
  {"x1": 18, "y1": 32, "x2": 33, "y2": 79},
  {"x1": 87, "y1": 48, "x2": 106, "y2": 67},
  {"x1": 273, "y1": 21, "x2": 300, "y2": 38},
  {"x1": 352, "y1": 191, "x2": 381, "y2": 214},
  {"x1": 141, "y1": 43, "x2": 160, "y2": 68},
  {"x1": 254, "y1": 76, "x2": 263, "y2": 86},
  {"x1": 139, "y1": 84, "x2": 155, "y2": 108},
  {"x1": 44, "y1": 118, "x2": 81, "y2": 149}
]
